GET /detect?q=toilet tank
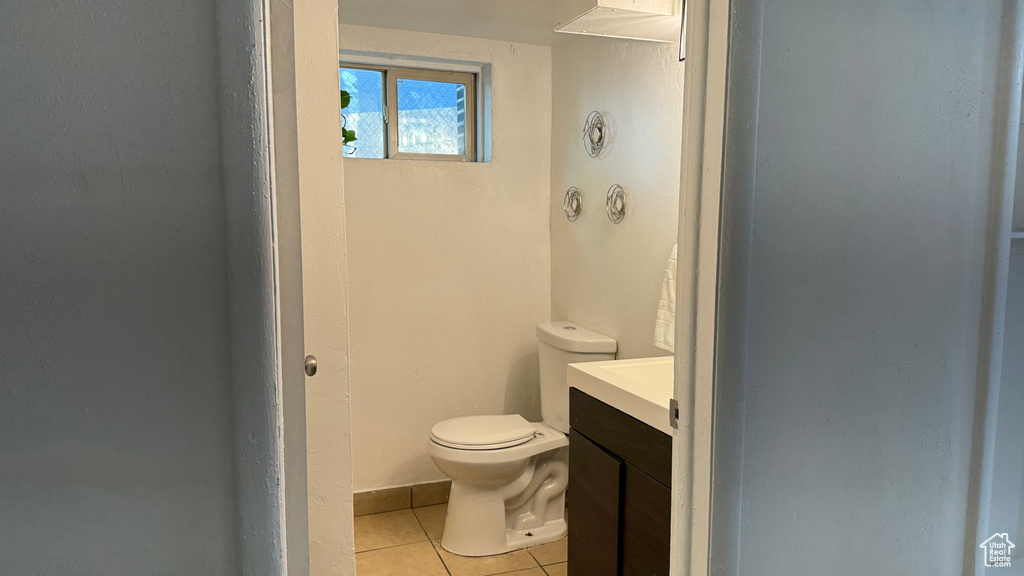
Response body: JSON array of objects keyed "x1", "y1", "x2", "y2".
[{"x1": 536, "y1": 321, "x2": 617, "y2": 433}]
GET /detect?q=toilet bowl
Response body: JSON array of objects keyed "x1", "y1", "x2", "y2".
[
  {"x1": 428, "y1": 416, "x2": 569, "y2": 556},
  {"x1": 427, "y1": 322, "x2": 617, "y2": 557}
]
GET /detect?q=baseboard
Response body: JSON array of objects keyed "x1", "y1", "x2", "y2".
[{"x1": 354, "y1": 479, "x2": 452, "y2": 516}]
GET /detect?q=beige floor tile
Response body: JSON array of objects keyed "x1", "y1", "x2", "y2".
[
  {"x1": 433, "y1": 540, "x2": 540, "y2": 576},
  {"x1": 528, "y1": 538, "x2": 566, "y2": 566},
  {"x1": 355, "y1": 541, "x2": 449, "y2": 576},
  {"x1": 495, "y1": 569, "x2": 545, "y2": 576},
  {"x1": 355, "y1": 509, "x2": 428, "y2": 553},
  {"x1": 543, "y1": 562, "x2": 567, "y2": 576},
  {"x1": 414, "y1": 503, "x2": 448, "y2": 540}
]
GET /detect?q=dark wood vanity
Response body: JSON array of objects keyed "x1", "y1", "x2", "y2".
[{"x1": 567, "y1": 387, "x2": 673, "y2": 576}]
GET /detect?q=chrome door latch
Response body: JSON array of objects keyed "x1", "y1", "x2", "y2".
[
  {"x1": 304, "y1": 355, "x2": 318, "y2": 377},
  {"x1": 669, "y1": 398, "x2": 679, "y2": 430}
]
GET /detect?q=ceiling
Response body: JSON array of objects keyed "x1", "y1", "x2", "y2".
[{"x1": 337, "y1": 0, "x2": 560, "y2": 46}]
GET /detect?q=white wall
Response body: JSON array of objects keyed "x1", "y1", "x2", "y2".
[
  {"x1": 711, "y1": 1, "x2": 1016, "y2": 574},
  {"x1": 340, "y1": 25, "x2": 553, "y2": 491},
  {"x1": 0, "y1": 0, "x2": 278, "y2": 573},
  {"x1": 338, "y1": 0, "x2": 556, "y2": 45},
  {"x1": 550, "y1": 35, "x2": 685, "y2": 360}
]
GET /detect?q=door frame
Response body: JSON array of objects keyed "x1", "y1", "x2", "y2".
[
  {"x1": 670, "y1": 0, "x2": 731, "y2": 574},
  {"x1": 668, "y1": 3, "x2": 1024, "y2": 575},
  {"x1": 265, "y1": 0, "x2": 313, "y2": 575},
  {"x1": 268, "y1": 0, "x2": 356, "y2": 574},
  {"x1": 270, "y1": 0, "x2": 735, "y2": 572}
]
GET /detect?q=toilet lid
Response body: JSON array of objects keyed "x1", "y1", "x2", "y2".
[{"x1": 431, "y1": 415, "x2": 537, "y2": 450}]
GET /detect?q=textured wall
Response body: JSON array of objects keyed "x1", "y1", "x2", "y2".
[
  {"x1": 301, "y1": 5, "x2": 357, "y2": 575},
  {"x1": 341, "y1": 25, "x2": 552, "y2": 491},
  {"x1": 0, "y1": 0, "x2": 240, "y2": 573},
  {"x1": 712, "y1": 1, "x2": 1012, "y2": 574},
  {"x1": 338, "y1": 0, "x2": 556, "y2": 45},
  {"x1": 550, "y1": 35, "x2": 685, "y2": 360},
  {"x1": 219, "y1": 0, "x2": 288, "y2": 573}
]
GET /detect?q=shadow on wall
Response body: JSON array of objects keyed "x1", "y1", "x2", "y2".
[
  {"x1": 385, "y1": 457, "x2": 443, "y2": 489},
  {"x1": 504, "y1": 349, "x2": 542, "y2": 421}
]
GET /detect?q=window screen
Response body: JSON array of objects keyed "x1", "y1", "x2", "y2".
[
  {"x1": 339, "y1": 67, "x2": 385, "y2": 159},
  {"x1": 396, "y1": 78, "x2": 468, "y2": 156},
  {"x1": 339, "y1": 63, "x2": 476, "y2": 162}
]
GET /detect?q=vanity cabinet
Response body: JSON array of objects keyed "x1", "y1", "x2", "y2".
[{"x1": 567, "y1": 388, "x2": 673, "y2": 576}]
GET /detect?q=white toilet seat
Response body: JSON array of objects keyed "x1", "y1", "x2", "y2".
[
  {"x1": 428, "y1": 421, "x2": 566, "y2": 464},
  {"x1": 431, "y1": 435, "x2": 535, "y2": 450},
  {"x1": 430, "y1": 414, "x2": 537, "y2": 450}
]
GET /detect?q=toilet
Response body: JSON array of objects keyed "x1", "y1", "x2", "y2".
[{"x1": 427, "y1": 321, "x2": 617, "y2": 557}]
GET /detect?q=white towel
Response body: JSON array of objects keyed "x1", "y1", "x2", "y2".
[{"x1": 654, "y1": 244, "x2": 677, "y2": 352}]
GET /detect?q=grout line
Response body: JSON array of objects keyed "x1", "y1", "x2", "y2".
[
  {"x1": 410, "y1": 507, "x2": 432, "y2": 540},
  {"x1": 428, "y1": 539, "x2": 454, "y2": 576},
  {"x1": 354, "y1": 539, "x2": 453, "y2": 575},
  {"x1": 486, "y1": 564, "x2": 544, "y2": 576},
  {"x1": 353, "y1": 509, "x2": 432, "y2": 556},
  {"x1": 354, "y1": 537, "x2": 431, "y2": 556},
  {"x1": 411, "y1": 522, "x2": 563, "y2": 576},
  {"x1": 354, "y1": 540, "x2": 452, "y2": 576},
  {"x1": 414, "y1": 506, "x2": 450, "y2": 576}
]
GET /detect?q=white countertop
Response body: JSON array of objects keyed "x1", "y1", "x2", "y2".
[{"x1": 567, "y1": 356, "x2": 675, "y2": 436}]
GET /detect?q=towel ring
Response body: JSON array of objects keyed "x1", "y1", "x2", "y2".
[
  {"x1": 563, "y1": 187, "x2": 583, "y2": 222},
  {"x1": 606, "y1": 184, "x2": 626, "y2": 224}
]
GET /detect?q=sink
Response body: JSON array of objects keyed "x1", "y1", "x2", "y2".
[{"x1": 567, "y1": 356, "x2": 675, "y2": 435}]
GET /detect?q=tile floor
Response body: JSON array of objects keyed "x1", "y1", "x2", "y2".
[{"x1": 355, "y1": 503, "x2": 567, "y2": 576}]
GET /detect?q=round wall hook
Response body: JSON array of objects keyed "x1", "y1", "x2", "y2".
[
  {"x1": 606, "y1": 184, "x2": 626, "y2": 224},
  {"x1": 563, "y1": 187, "x2": 583, "y2": 222},
  {"x1": 583, "y1": 111, "x2": 606, "y2": 158}
]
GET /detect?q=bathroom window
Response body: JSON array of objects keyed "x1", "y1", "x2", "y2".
[{"x1": 340, "y1": 64, "x2": 477, "y2": 162}]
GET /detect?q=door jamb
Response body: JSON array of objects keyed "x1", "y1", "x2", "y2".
[{"x1": 670, "y1": 0, "x2": 731, "y2": 574}]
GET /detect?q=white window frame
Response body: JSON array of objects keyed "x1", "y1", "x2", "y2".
[{"x1": 341, "y1": 63, "x2": 477, "y2": 162}]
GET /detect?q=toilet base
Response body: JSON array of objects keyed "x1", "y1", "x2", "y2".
[
  {"x1": 439, "y1": 476, "x2": 568, "y2": 557},
  {"x1": 505, "y1": 518, "x2": 567, "y2": 552},
  {"x1": 437, "y1": 448, "x2": 568, "y2": 557},
  {"x1": 441, "y1": 516, "x2": 567, "y2": 558},
  {"x1": 428, "y1": 422, "x2": 569, "y2": 558}
]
